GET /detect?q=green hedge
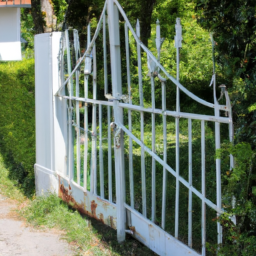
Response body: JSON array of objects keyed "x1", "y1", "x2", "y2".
[{"x1": 0, "y1": 59, "x2": 35, "y2": 196}]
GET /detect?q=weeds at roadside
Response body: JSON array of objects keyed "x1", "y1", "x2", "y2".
[
  {"x1": 19, "y1": 193, "x2": 156, "y2": 256},
  {"x1": 0, "y1": 153, "x2": 155, "y2": 256},
  {"x1": 0, "y1": 154, "x2": 26, "y2": 202}
]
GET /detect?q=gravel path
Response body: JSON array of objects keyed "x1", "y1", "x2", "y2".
[{"x1": 0, "y1": 194, "x2": 74, "y2": 256}]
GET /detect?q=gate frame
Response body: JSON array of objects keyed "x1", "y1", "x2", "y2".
[{"x1": 34, "y1": 0, "x2": 234, "y2": 255}]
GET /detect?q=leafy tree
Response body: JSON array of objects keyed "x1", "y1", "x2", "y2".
[
  {"x1": 195, "y1": 0, "x2": 256, "y2": 254},
  {"x1": 31, "y1": 0, "x2": 44, "y2": 34}
]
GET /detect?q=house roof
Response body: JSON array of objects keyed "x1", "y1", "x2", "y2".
[{"x1": 0, "y1": 0, "x2": 31, "y2": 8}]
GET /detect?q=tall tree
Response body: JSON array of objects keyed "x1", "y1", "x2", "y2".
[
  {"x1": 31, "y1": 0, "x2": 44, "y2": 34},
  {"x1": 195, "y1": 1, "x2": 256, "y2": 254},
  {"x1": 40, "y1": 0, "x2": 56, "y2": 32}
]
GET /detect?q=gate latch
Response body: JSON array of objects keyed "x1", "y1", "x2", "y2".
[
  {"x1": 105, "y1": 94, "x2": 130, "y2": 103},
  {"x1": 110, "y1": 122, "x2": 121, "y2": 149}
]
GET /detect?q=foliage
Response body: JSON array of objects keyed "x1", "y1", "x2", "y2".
[
  {"x1": 215, "y1": 142, "x2": 256, "y2": 255},
  {"x1": 194, "y1": 0, "x2": 256, "y2": 253},
  {"x1": 51, "y1": 0, "x2": 68, "y2": 24},
  {"x1": 195, "y1": 0, "x2": 256, "y2": 143},
  {"x1": 0, "y1": 59, "x2": 35, "y2": 196},
  {"x1": 150, "y1": 0, "x2": 216, "y2": 112},
  {"x1": 21, "y1": 9, "x2": 35, "y2": 50},
  {"x1": 0, "y1": 153, "x2": 26, "y2": 202},
  {"x1": 31, "y1": 0, "x2": 45, "y2": 34}
]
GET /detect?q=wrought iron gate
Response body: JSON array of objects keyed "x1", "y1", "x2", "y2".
[{"x1": 35, "y1": 0, "x2": 234, "y2": 255}]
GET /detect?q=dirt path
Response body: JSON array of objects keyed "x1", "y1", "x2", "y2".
[{"x1": 0, "y1": 194, "x2": 74, "y2": 256}]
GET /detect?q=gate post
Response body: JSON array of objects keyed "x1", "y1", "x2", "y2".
[{"x1": 107, "y1": 0, "x2": 126, "y2": 242}]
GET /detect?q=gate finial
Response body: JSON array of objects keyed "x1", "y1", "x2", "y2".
[
  {"x1": 136, "y1": 19, "x2": 140, "y2": 39},
  {"x1": 155, "y1": 19, "x2": 165, "y2": 63},
  {"x1": 84, "y1": 24, "x2": 92, "y2": 75}
]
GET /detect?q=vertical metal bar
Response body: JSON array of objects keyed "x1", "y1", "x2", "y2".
[
  {"x1": 174, "y1": 18, "x2": 182, "y2": 239},
  {"x1": 60, "y1": 37, "x2": 68, "y2": 177},
  {"x1": 65, "y1": 30, "x2": 73, "y2": 99},
  {"x1": 214, "y1": 74, "x2": 222, "y2": 245},
  {"x1": 84, "y1": 24, "x2": 91, "y2": 191},
  {"x1": 151, "y1": 75, "x2": 156, "y2": 222},
  {"x1": 211, "y1": 37, "x2": 222, "y2": 245},
  {"x1": 74, "y1": 30, "x2": 81, "y2": 185},
  {"x1": 151, "y1": 19, "x2": 161, "y2": 222},
  {"x1": 65, "y1": 30, "x2": 74, "y2": 183},
  {"x1": 103, "y1": 13, "x2": 108, "y2": 96},
  {"x1": 136, "y1": 19, "x2": 147, "y2": 217},
  {"x1": 108, "y1": 106, "x2": 112, "y2": 202},
  {"x1": 99, "y1": 104, "x2": 104, "y2": 198},
  {"x1": 227, "y1": 93, "x2": 236, "y2": 221},
  {"x1": 92, "y1": 44, "x2": 97, "y2": 194},
  {"x1": 161, "y1": 80, "x2": 167, "y2": 229},
  {"x1": 188, "y1": 118, "x2": 193, "y2": 248},
  {"x1": 84, "y1": 76, "x2": 89, "y2": 190},
  {"x1": 125, "y1": 22, "x2": 134, "y2": 209},
  {"x1": 108, "y1": 0, "x2": 126, "y2": 242},
  {"x1": 68, "y1": 107, "x2": 73, "y2": 182},
  {"x1": 201, "y1": 120, "x2": 206, "y2": 256},
  {"x1": 104, "y1": 14, "x2": 112, "y2": 201}
]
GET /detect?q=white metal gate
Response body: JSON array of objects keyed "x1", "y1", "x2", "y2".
[{"x1": 35, "y1": 0, "x2": 234, "y2": 255}]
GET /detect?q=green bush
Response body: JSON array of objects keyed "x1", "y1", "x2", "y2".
[{"x1": 0, "y1": 59, "x2": 35, "y2": 196}]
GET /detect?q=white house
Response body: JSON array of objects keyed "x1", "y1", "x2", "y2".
[{"x1": 0, "y1": 0, "x2": 31, "y2": 61}]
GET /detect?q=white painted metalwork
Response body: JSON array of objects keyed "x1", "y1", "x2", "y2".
[
  {"x1": 35, "y1": 0, "x2": 234, "y2": 255},
  {"x1": 175, "y1": 17, "x2": 181, "y2": 239}
]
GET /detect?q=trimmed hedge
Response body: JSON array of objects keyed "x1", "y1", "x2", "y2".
[{"x1": 0, "y1": 59, "x2": 35, "y2": 196}]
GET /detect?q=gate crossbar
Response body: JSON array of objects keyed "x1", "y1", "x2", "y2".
[{"x1": 118, "y1": 102, "x2": 231, "y2": 123}]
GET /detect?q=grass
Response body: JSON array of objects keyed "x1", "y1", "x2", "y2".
[
  {"x1": 0, "y1": 154, "x2": 26, "y2": 202},
  {"x1": 0, "y1": 152, "x2": 156, "y2": 256}
]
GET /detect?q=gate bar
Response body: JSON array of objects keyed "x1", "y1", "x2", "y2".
[
  {"x1": 74, "y1": 30, "x2": 81, "y2": 185},
  {"x1": 99, "y1": 104, "x2": 104, "y2": 198},
  {"x1": 83, "y1": 24, "x2": 91, "y2": 191},
  {"x1": 188, "y1": 118, "x2": 192, "y2": 247},
  {"x1": 65, "y1": 30, "x2": 74, "y2": 183},
  {"x1": 161, "y1": 79, "x2": 167, "y2": 229},
  {"x1": 92, "y1": 45, "x2": 98, "y2": 194},
  {"x1": 107, "y1": 0, "x2": 126, "y2": 242},
  {"x1": 103, "y1": 13, "x2": 108, "y2": 95},
  {"x1": 201, "y1": 120, "x2": 206, "y2": 256},
  {"x1": 107, "y1": 106, "x2": 112, "y2": 202},
  {"x1": 213, "y1": 74, "x2": 222, "y2": 245},
  {"x1": 136, "y1": 19, "x2": 147, "y2": 217},
  {"x1": 125, "y1": 22, "x2": 134, "y2": 209},
  {"x1": 151, "y1": 74, "x2": 156, "y2": 222},
  {"x1": 175, "y1": 17, "x2": 182, "y2": 239}
]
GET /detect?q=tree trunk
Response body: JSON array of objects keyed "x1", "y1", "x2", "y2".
[
  {"x1": 31, "y1": 0, "x2": 44, "y2": 34},
  {"x1": 140, "y1": 0, "x2": 156, "y2": 47},
  {"x1": 40, "y1": 0, "x2": 56, "y2": 32}
]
